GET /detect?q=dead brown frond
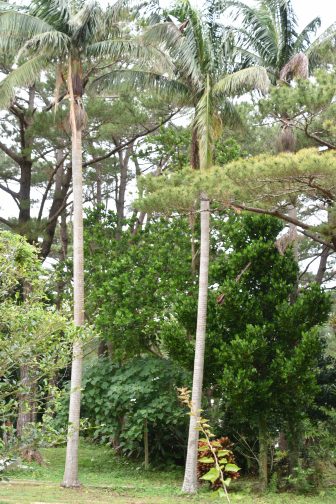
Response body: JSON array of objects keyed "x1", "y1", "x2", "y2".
[
  {"x1": 279, "y1": 52, "x2": 309, "y2": 83},
  {"x1": 276, "y1": 127, "x2": 296, "y2": 153}
]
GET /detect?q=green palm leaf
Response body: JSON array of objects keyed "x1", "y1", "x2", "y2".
[
  {"x1": 16, "y1": 30, "x2": 70, "y2": 60},
  {"x1": 92, "y1": 68, "x2": 190, "y2": 104},
  {"x1": 0, "y1": 54, "x2": 49, "y2": 108},
  {"x1": 214, "y1": 66, "x2": 269, "y2": 97},
  {"x1": 143, "y1": 22, "x2": 203, "y2": 94},
  {"x1": 86, "y1": 38, "x2": 174, "y2": 75},
  {"x1": 69, "y1": 1, "x2": 103, "y2": 43},
  {"x1": 30, "y1": 0, "x2": 71, "y2": 29},
  {"x1": 194, "y1": 75, "x2": 215, "y2": 171},
  {"x1": 293, "y1": 17, "x2": 321, "y2": 52},
  {"x1": 0, "y1": 10, "x2": 54, "y2": 53},
  {"x1": 306, "y1": 21, "x2": 336, "y2": 63}
]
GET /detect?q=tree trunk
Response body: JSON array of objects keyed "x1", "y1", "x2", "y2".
[
  {"x1": 144, "y1": 418, "x2": 149, "y2": 470},
  {"x1": 189, "y1": 212, "x2": 197, "y2": 276},
  {"x1": 191, "y1": 127, "x2": 200, "y2": 169},
  {"x1": 16, "y1": 364, "x2": 32, "y2": 437},
  {"x1": 62, "y1": 115, "x2": 84, "y2": 488},
  {"x1": 96, "y1": 165, "x2": 102, "y2": 205},
  {"x1": 18, "y1": 160, "x2": 32, "y2": 234},
  {"x1": 116, "y1": 144, "x2": 132, "y2": 239},
  {"x1": 40, "y1": 154, "x2": 72, "y2": 260},
  {"x1": 131, "y1": 211, "x2": 146, "y2": 235},
  {"x1": 315, "y1": 246, "x2": 329, "y2": 285},
  {"x1": 17, "y1": 282, "x2": 36, "y2": 435},
  {"x1": 258, "y1": 418, "x2": 268, "y2": 492},
  {"x1": 182, "y1": 196, "x2": 210, "y2": 494},
  {"x1": 287, "y1": 424, "x2": 301, "y2": 475},
  {"x1": 288, "y1": 203, "x2": 299, "y2": 303}
]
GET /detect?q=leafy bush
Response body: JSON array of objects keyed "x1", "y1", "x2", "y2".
[
  {"x1": 287, "y1": 464, "x2": 317, "y2": 494},
  {"x1": 198, "y1": 437, "x2": 240, "y2": 490},
  {"x1": 81, "y1": 356, "x2": 191, "y2": 464}
]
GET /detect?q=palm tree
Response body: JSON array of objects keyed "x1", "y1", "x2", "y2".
[
  {"x1": 95, "y1": 1, "x2": 269, "y2": 493},
  {"x1": 221, "y1": 0, "x2": 324, "y2": 153},
  {"x1": 0, "y1": 0, "x2": 165, "y2": 487},
  {"x1": 146, "y1": 5, "x2": 269, "y2": 494},
  {"x1": 222, "y1": 0, "x2": 321, "y2": 79}
]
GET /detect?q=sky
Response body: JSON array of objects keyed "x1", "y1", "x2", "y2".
[
  {"x1": 2, "y1": 0, "x2": 336, "y2": 225},
  {"x1": 161, "y1": 0, "x2": 336, "y2": 34}
]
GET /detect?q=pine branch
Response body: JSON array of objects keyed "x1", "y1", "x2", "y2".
[
  {"x1": 230, "y1": 203, "x2": 335, "y2": 250},
  {"x1": 82, "y1": 109, "x2": 180, "y2": 168},
  {"x1": 0, "y1": 183, "x2": 19, "y2": 199},
  {"x1": 0, "y1": 141, "x2": 22, "y2": 164}
]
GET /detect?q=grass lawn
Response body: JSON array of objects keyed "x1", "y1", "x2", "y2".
[{"x1": 1, "y1": 442, "x2": 335, "y2": 504}]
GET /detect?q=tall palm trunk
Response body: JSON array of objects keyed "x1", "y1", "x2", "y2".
[
  {"x1": 62, "y1": 72, "x2": 84, "y2": 485},
  {"x1": 182, "y1": 195, "x2": 210, "y2": 493}
]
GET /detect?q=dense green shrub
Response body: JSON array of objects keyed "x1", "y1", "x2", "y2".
[{"x1": 81, "y1": 356, "x2": 191, "y2": 464}]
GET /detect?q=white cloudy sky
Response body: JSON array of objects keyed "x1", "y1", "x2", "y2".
[
  {"x1": 160, "y1": 0, "x2": 336, "y2": 33},
  {"x1": 2, "y1": 0, "x2": 336, "y2": 224}
]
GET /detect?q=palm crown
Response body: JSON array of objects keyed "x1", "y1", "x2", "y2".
[
  {"x1": 95, "y1": 0, "x2": 269, "y2": 170},
  {"x1": 222, "y1": 0, "x2": 322, "y2": 82},
  {"x1": 0, "y1": 0, "x2": 166, "y2": 109}
]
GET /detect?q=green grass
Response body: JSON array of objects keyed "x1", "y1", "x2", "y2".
[{"x1": 1, "y1": 442, "x2": 336, "y2": 504}]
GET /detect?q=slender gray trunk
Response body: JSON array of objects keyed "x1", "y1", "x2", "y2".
[
  {"x1": 189, "y1": 212, "x2": 197, "y2": 276},
  {"x1": 62, "y1": 125, "x2": 84, "y2": 488},
  {"x1": 17, "y1": 282, "x2": 35, "y2": 436},
  {"x1": 182, "y1": 196, "x2": 210, "y2": 494},
  {"x1": 315, "y1": 206, "x2": 332, "y2": 285},
  {"x1": 16, "y1": 365, "x2": 32, "y2": 437}
]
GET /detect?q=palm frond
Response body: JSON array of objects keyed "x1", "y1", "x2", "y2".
[
  {"x1": 214, "y1": 66, "x2": 269, "y2": 97},
  {"x1": 143, "y1": 21, "x2": 203, "y2": 93},
  {"x1": 293, "y1": 17, "x2": 321, "y2": 52},
  {"x1": 306, "y1": 21, "x2": 336, "y2": 60},
  {"x1": 222, "y1": 0, "x2": 279, "y2": 68},
  {"x1": 86, "y1": 38, "x2": 174, "y2": 75},
  {"x1": 69, "y1": 0, "x2": 103, "y2": 44},
  {"x1": 0, "y1": 10, "x2": 54, "y2": 53},
  {"x1": 219, "y1": 99, "x2": 244, "y2": 129},
  {"x1": 279, "y1": 52, "x2": 308, "y2": 82},
  {"x1": 91, "y1": 68, "x2": 190, "y2": 105},
  {"x1": 194, "y1": 75, "x2": 215, "y2": 171},
  {"x1": 178, "y1": 22, "x2": 204, "y2": 92},
  {"x1": 143, "y1": 21, "x2": 182, "y2": 52},
  {"x1": 275, "y1": 0, "x2": 299, "y2": 68},
  {"x1": 0, "y1": 54, "x2": 49, "y2": 109},
  {"x1": 30, "y1": 0, "x2": 71, "y2": 28},
  {"x1": 16, "y1": 30, "x2": 70, "y2": 61},
  {"x1": 104, "y1": 0, "x2": 131, "y2": 24}
]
